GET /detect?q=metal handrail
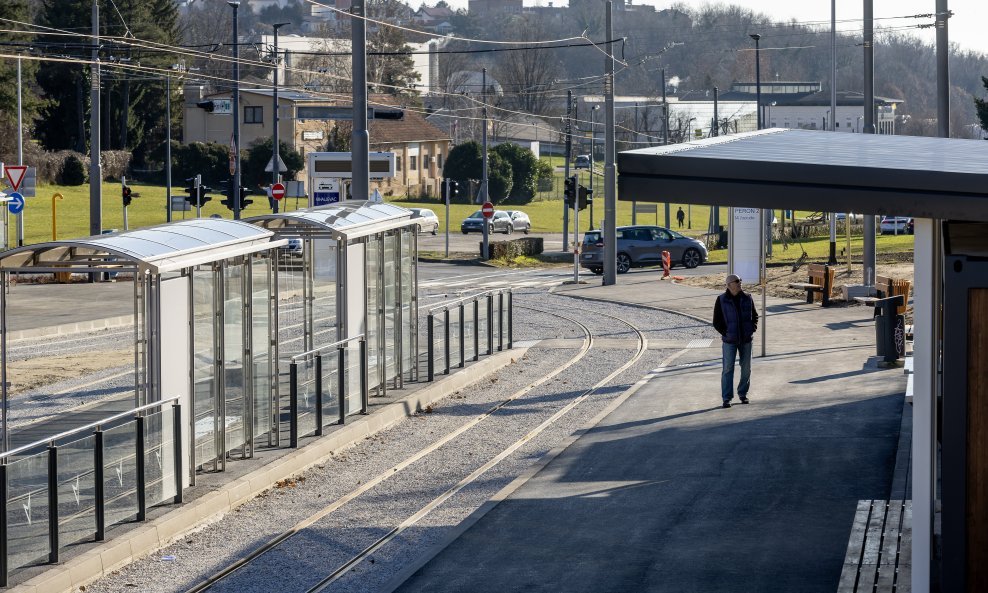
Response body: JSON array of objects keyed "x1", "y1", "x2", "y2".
[
  {"x1": 290, "y1": 334, "x2": 366, "y2": 362},
  {"x1": 428, "y1": 288, "x2": 510, "y2": 315},
  {"x1": 0, "y1": 395, "x2": 181, "y2": 461}
]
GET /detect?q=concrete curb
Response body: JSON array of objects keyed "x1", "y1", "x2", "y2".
[
  {"x1": 6, "y1": 315, "x2": 136, "y2": 342},
  {"x1": 10, "y1": 346, "x2": 528, "y2": 593}
]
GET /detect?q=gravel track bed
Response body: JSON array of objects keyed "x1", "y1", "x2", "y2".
[{"x1": 82, "y1": 291, "x2": 711, "y2": 593}]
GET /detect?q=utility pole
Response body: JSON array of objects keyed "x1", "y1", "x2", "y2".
[
  {"x1": 936, "y1": 0, "x2": 949, "y2": 139},
  {"x1": 828, "y1": 0, "x2": 838, "y2": 265},
  {"x1": 165, "y1": 74, "x2": 173, "y2": 222},
  {"x1": 89, "y1": 0, "x2": 102, "y2": 238},
  {"x1": 272, "y1": 22, "x2": 290, "y2": 213},
  {"x1": 589, "y1": 104, "x2": 598, "y2": 230},
  {"x1": 563, "y1": 90, "x2": 572, "y2": 250},
  {"x1": 862, "y1": 0, "x2": 876, "y2": 287},
  {"x1": 352, "y1": 0, "x2": 369, "y2": 201},
  {"x1": 229, "y1": 1, "x2": 243, "y2": 220},
  {"x1": 661, "y1": 68, "x2": 669, "y2": 145},
  {"x1": 16, "y1": 57, "x2": 24, "y2": 246},
  {"x1": 481, "y1": 67, "x2": 490, "y2": 260},
  {"x1": 602, "y1": 0, "x2": 617, "y2": 286}
]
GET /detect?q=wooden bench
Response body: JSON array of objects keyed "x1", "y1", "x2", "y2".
[
  {"x1": 875, "y1": 275, "x2": 911, "y2": 315},
  {"x1": 788, "y1": 263, "x2": 834, "y2": 306}
]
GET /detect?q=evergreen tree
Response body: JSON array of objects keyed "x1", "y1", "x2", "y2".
[
  {"x1": 975, "y1": 77, "x2": 988, "y2": 135},
  {"x1": 0, "y1": 0, "x2": 40, "y2": 162},
  {"x1": 35, "y1": 0, "x2": 92, "y2": 152}
]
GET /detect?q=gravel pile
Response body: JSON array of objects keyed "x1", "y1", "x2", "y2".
[{"x1": 81, "y1": 289, "x2": 716, "y2": 593}]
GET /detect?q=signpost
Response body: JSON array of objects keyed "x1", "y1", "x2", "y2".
[
  {"x1": 481, "y1": 201, "x2": 494, "y2": 260},
  {"x1": 7, "y1": 193, "x2": 24, "y2": 215},
  {"x1": 4, "y1": 166, "x2": 27, "y2": 192},
  {"x1": 270, "y1": 182, "x2": 286, "y2": 201}
]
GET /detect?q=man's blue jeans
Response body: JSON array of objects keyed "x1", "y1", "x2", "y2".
[{"x1": 722, "y1": 341, "x2": 752, "y2": 402}]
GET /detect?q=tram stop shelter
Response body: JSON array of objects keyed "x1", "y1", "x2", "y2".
[
  {"x1": 0, "y1": 219, "x2": 286, "y2": 488},
  {"x1": 618, "y1": 128, "x2": 988, "y2": 593},
  {"x1": 245, "y1": 200, "x2": 420, "y2": 410}
]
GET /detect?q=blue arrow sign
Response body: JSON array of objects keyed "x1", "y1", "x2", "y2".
[{"x1": 7, "y1": 192, "x2": 24, "y2": 215}]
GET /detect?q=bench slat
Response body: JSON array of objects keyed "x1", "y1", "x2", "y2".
[
  {"x1": 881, "y1": 501, "x2": 903, "y2": 565},
  {"x1": 861, "y1": 500, "x2": 888, "y2": 565},
  {"x1": 788, "y1": 282, "x2": 823, "y2": 291}
]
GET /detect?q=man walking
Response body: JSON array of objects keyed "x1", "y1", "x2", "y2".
[
  {"x1": 713, "y1": 274, "x2": 758, "y2": 408},
  {"x1": 676, "y1": 207, "x2": 685, "y2": 228}
]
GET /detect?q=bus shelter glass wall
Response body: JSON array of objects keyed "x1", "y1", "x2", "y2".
[
  {"x1": 191, "y1": 265, "x2": 218, "y2": 468},
  {"x1": 251, "y1": 254, "x2": 276, "y2": 447},
  {"x1": 312, "y1": 239, "x2": 339, "y2": 349},
  {"x1": 383, "y1": 232, "x2": 398, "y2": 386},
  {"x1": 366, "y1": 237, "x2": 382, "y2": 395},
  {"x1": 400, "y1": 229, "x2": 416, "y2": 384},
  {"x1": 223, "y1": 260, "x2": 247, "y2": 456}
]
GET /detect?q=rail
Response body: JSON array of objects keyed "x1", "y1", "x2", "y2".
[
  {"x1": 425, "y1": 289, "x2": 513, "y2": 382},
  {"x1": 288, "y1": 335, "x2": 368, "y2": 448}
]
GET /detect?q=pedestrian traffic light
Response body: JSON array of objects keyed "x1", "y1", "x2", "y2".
[
  {"x1": 221, "y1": 183, "x2": 235, "y2": 211},
  {"x1": 564, "y1": 176, "x2": 576, "y2": 207},
  {"x1": 577, "y1": 185, "x2": 591, "y2": 211},
  {"x1": 122, "y1": 183, "x2": 133, "y2": 207},
  {"x1": 239, "y1": 187, "x2": 252, "y2": 210}
]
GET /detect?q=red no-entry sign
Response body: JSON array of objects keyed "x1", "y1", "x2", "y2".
[
  {"x1": 481, "y1": 201, "x2": 494, "y2": 219},
  {"x1": 271, "y1": 182, "x2": 286, "y2": 200}
]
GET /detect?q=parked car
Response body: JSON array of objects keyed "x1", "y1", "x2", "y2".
[
  {"x1": 574, "y1": 154, "x2": 591, "y2": 169},
  {"x1": 409, "y1": 207, "x2": 439, "y2": 235},
  {"x1": 835, "y1": 213, "x2": 861, "y2": 222},
  {"x1": 461, "y1": 210, "x2": 514, "y2": 234},
  {"x1": 580, "y1": 225, "x2": 708, "y2": 274},
  {"x1": 880, "y1": 216, "x2": 914, "y2": 235},
  {"x1": 504, "y1": 210, "x2": 532, "y2": 234}
]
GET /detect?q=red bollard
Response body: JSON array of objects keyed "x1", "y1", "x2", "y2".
[{"x1": 661, "y1": 250, "x2": 671, "y2": 278}]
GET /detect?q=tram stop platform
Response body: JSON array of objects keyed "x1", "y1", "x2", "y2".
[{"x1": 386, "y1": 272, "x2": 913, "y2": 593}]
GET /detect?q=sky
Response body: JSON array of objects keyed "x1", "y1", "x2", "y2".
[{"x1": 484, "y1": 0, "x2": 988, "y2": 57}]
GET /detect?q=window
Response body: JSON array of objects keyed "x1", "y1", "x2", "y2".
[
  {"x1": 244, "y1": 106, "x2": 263, "y2": 124},
  {"x1": 396, "y1": 157, "x2": 402, "y2": 172},
  {"x1": 422, "y1": 154, "x2": 430, "y2": 168},
  {"x1": 650, "y1": 228, "x2": 671, "y2": 241},
  {"x1": 437, "y1": 152, "x2": 444, "y2": 168},
  {"x1": 410, "y1": 155, "x2": 417, "y2": 170}
]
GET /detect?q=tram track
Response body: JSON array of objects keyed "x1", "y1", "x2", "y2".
[{"x1": 183, "y1": 304, "x2": 647, "y2": 593}]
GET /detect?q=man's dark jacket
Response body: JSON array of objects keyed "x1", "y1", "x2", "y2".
[{"x1": 713, "y1": 290, "x2": 759, "y2": 344}]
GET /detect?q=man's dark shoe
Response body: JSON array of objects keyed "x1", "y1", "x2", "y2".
[
  {"x1": 740, "y1": 397, "x2": 749, "y2": 404},
  {"x1": 722, "y1": 402, "x2": 731, "y2": 408}
]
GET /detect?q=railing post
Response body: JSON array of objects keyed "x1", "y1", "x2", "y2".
[
  {"x1": 94, "y1": 429, "x2": 105, "y2": 540},
  {"x1": 487, "y1": 295, "x2": 494, "y2": 355},
  {"x1": 427, "y1": 313, "x2": 434, "y2": 382},
  {"x1": 508, "y1": 290, "x2": 513, "y2": 349},
  {"x1": 444, "y1": 308, "x2": 450, "y2": 375},
  {"x1": 289, "y1": 362, "x2": 299, "y2": 448},
  {"x1": 360, "y1": 339, "x2": 368, "y2": 414},
  {"x1": 173, "y1": 403, "x2": 183, "y2": 504},
  {"x1": 135, "y1": 415, "x2": 146, "y2": 522},
  {"x1": 315, "y1": 354, "x2": 324, "y2": 437},
  {"x1": 0, "y1": 463, "x2": 7, "y2": 587},
  {"x1": 47, "y1": 445, "x2": 59, "y2": 563},
  {"x1": 473, "y1": 299, "x2": 480, "y2": 361},
  {"x1": 459, "y1": 303, "x2": 465, "y2": 368},
  {"x1": 498, "y1": 291, "x2": 504, "y2": 351},
  {"x1": 338, "y1": 345, "x2": 346, "y2": 425}
]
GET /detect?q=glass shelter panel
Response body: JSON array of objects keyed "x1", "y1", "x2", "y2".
[
  {"x1": 6, "y1": 452, "x2": 50, "y2": 571},
  {"x1": 251, "y1": 256, "x2": 274, "y2": 444},
  {"x1": 143, "y1": 409, "x2": 177, "y2": 507},
  {"x1": 366, "y1": 237, "x2": 381, "y2": 393},
  {"x1": 383, "y1": 233, "x2": 397, "y2": 383},
  {"x1": 103, "y1": 420, "x2": 139, "y2": 528},
  {"x1": 223, "y1": 262, "x2": 247, "y2": 454},
  {"x1": 57, "y1": 435, "x2": 97, "y2": 548},
  {"x1": 400, "y1": 229, "x2": 415, "y2": 382},
  {"x1": 311, "y1": 239, "x2": 338, "y2": 350},
  {"x1": 192, "y1": 265, "x2": 218, "y2": 467}
]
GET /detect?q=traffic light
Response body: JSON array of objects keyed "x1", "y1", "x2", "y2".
[
  {"x1": 239, "y1": 187, "x2": 252, "y2": 210},
  {"x1": 197, "y1": 185, "x2": 212, "y2": 207},
  {"x1": 451, "y1": 180, "x2": 459, "y2": 198},
  {"x1": 564, "y1": 176, "x2": 576, "y2": 207},
  {"x1": 184, "y1": 177, "x2": 197, "y2": 205},
  {"x1": 577, "y1": 185, "x2": 592, "y2": 211},
  {"x1": 220, "y1": 181, "x2": 235, "y2": 210},
  {"x1": 122, "y1": 183, "x2": 133, "y2": 207},
  {"x1": 371, "y1": 108, "x2": 404, "y2": 120}
]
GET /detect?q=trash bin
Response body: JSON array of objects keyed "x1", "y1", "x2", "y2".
[
  {"x1": 717, "y1": 226, "x2": 728, "y2": 249},
  {"x1": 874, "y1": 295, "x2": 905, "y2": 363}
]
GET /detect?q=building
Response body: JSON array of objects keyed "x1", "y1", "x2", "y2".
[
  {"x1": 468, "y1": 0, "x2": 522, "y2": 17},
  {"x1": 412, "y1": 5, "x2": 454, "y2": 34},
  {"x1": 182, "y1": 86, "x2": 451, "y2": 197}
]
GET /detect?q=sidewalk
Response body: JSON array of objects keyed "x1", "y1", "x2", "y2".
[{"x1": 391, "y1": 274, "x2": 911, "y2": 593}]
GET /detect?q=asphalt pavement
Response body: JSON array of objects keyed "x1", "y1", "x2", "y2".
[{"x1": 390, "y1": 275, "x2": 909, "y2": 593}]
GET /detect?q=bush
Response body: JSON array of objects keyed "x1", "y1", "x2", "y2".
[
  {"x1": 171, "y1": 141, "x2": 235, "y2": 186},
  {"x1": 536, "y1": 159, "x2": 554, "y2": 192},
  {"x1": 486, "y1": 152, "x2": 513, "y2": 203},
  {"x1": 242, "y1": 138, "x2": 304, "y2": 190},
  {"x1": 485, "y1": 237, "x2": 544, "y2": 259},
  {"x1": 101, "y1": 151, "x2": 132, "y2": 181},
  {"x1": 443, "y1": 141, "x2": 512, "y2": 204},
  {"x1": 61, "y1": 154, "x2": 87, "y2": 185},
  {"x1": 492, "y1": 143, "x2": 538, "y2": 202}
]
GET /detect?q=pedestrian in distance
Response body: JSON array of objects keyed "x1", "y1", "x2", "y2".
[
  {"x1": 676, "y1": 207, "x2": 685, "y2": 228},
  {"x1": 713, "y1": 273, "x2": 758, "y2": 408}
]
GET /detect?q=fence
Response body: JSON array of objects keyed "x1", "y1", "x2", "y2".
[
  {"x1": 426, "y1": 289, "x2": 513, "y2": 381},
  {"x1": 0, "y1": 397, "x2": 182, "y2": 587}
]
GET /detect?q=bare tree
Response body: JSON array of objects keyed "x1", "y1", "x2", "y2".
[{"x1": 492, "y1": 19, "x2": 560, "y2": 115}]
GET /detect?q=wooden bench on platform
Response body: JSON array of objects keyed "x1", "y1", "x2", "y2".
[
  {"x1": 788, "y1": 263, "x2": 834, "y2": 306},
  {"x1": 838, "y1": 499, "x2": 912, "y2": 592},
  {"x1": 875, "y1": 275, "x2": 911, "y2": 315}
]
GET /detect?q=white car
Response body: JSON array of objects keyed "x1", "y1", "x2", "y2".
[
  {"x1": 880, "y1": 216, "x2": 914, "y2": 235},
  {"x1": 504, "y1": 210, "x2": 532, "y2": 234},
  {"x1": 409, "y1": 208, "x2": 439, "y2": 235}
]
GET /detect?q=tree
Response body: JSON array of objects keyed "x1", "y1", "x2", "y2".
[
  {"x1": 492, "y1": 142, "x2": 538, "y2": 202},
  {"x1": 325, "y1": 123, "x2": 353, "y2": 152},
  {"x1": 367, "y1": 0, "x2": 421, "y2": 94},
  {"x1": 35, "y1": 0, "x2": 92, "y2": 152},
  {"x1": 976, "y1": 77, "x2": 988, "y2": 134},
  {"x1": 242, "y1": 138, "x2": 305, "y2": 189},
  {"x1": 443, "y1": 141, "x2": 512, "y2": 203},
  {"x1": 492, "y1": 19, "x2": 560, "y2": 115},
  {"x1": 0, "y1": 0, "x2": 40, "y2": 163}
]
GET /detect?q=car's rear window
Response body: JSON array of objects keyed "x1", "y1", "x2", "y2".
[
  {"x1": 583, "y1": 231, "x2": 601, "y2": 243},
  {"x1": 468, "y1": 211, "x2": 483, "y2": 218}
]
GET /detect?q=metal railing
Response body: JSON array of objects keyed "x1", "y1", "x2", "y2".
[
  {"x1": 288, "y1": 335, "x2": 368, "y2": 448},
  {"x1": 0, "y1": 396, "x2": 182, "y2": 586},
  {"x1": 426, "y1": 289, "x2": 513, "y2": 382}
]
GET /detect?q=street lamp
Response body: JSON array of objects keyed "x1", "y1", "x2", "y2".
[
  {"x1": 228, "y1": 0, "x2": 242, "y2": 219},
  {"x1": 271, "y1": 21, "x2": 290, "y2": 214},
  {"x1": 749, "y1": 33, "x2": 762, "y2": 130},
  {"x1": 589, "y1": 104, "x2": 600, "y2": 230}
]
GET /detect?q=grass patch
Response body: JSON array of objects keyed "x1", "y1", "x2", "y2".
[
  {"x1": 703, "y1": 232, "x2": 914, "y2": 265},
  {"x1": 487, "y1": 254, "x2": 548, "y2": 268}
]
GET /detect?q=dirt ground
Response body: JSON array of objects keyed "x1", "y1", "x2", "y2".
[{"x1": 6, "y1": 348, "x2": 133, "y2": 397}]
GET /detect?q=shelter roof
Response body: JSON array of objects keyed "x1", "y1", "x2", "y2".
[
  {"x1": 0, "y1": 219, "x2": 282, "y2": 274},
  {"x1": 617, "y1": 128, "x2": 988, "y2": 221},
  {"x1": 245, "y1": 200, "x2": 414, "y2": 241}
]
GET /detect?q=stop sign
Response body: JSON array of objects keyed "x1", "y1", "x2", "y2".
[
  {"x1": 481, "y1": 201, "x2": 494, "y2": 219},
  {"x1": 271, "y1": 182, "x2": 286, "y2": 200}
]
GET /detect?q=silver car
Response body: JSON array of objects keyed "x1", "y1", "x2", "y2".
[
  {"x1": 504, "y1": 210, "x2": 532, "y2": 234},
  {"x1": 409, "y1": 207, "x2": 439, "y2": 235},
  {"x1": 580, "y1": 225, "x2": 708, "y2": 274}
]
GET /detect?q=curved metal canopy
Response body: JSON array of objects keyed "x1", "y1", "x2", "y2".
[
  {"x1": 246, "y1": 200, "x2": 414, "y2": 240},
  {"x1": 0, "y1": 219, "x2": 282, "y2": 274}
]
